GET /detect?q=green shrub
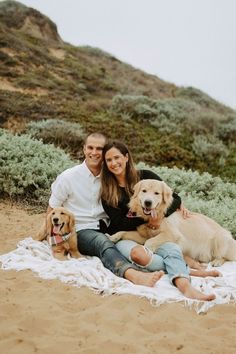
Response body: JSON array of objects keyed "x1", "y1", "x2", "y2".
[
  {"x1": 187, "y1": 111, "x2": 222, "y2": 135},
  {"x1": 0, "y1": 129, "x2": 75, "y2": 206},
  {"x1": 218, "y1": 116, "x2": 236, "y2": 143},
  {"x1": 24, "y1": 119, "x2": 86, "y2": 156},
  {"x1": 175, "y1": 86, "x2": 232, "y2": 114},
  {"x1": 192, "y1": 135, "x2": 229, "y2": 164},
  {"x1": 150, "y1": 98, "x2": 200, "y2": 133},
  {"x1": 137, "y1": 162, "x2": 236, "y2": 236},
  {"x1": 111, "y1": 94, "x2": 156, "y2": 118}
]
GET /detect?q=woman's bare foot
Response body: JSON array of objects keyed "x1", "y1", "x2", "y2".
[
  {"x1": 174, "y1": 277, "x2": 216, "y2": 301},
  {"x1": 124, "y1": 269, "x2": 164, "y2": 287},
  {"x1": 190, "y1": 269, "x2": 222, "y2": 278}
]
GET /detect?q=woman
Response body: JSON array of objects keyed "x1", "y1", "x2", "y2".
[{"x1": 100, "y1": 140, "x2": 220, "y2": 301}]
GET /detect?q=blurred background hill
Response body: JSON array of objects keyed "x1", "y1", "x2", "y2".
[{"x1": 0, "y1": 0, "x2": 235, "y2": 182}]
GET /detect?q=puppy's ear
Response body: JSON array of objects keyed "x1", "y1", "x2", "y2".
[
  {"x1": 161, "y1": 181, "x2": 173, "y2": 206},
  {"x1": 68, "y1": 213, "x2": 75, "y2": 231},
  {"x1": 45, "y1": 211, "x2": 53, "y2": 236}
]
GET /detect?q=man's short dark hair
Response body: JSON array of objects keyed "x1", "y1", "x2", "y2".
[{"x1": 84, "y1": 132, "x2": 107, "y2": 145}]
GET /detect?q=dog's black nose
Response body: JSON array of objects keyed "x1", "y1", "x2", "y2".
[
  {"x1": 53, "y1": 217, "x2": 59, "y2": 223},
  {"x1": 144, "y1": 200, "x2": 152, "y2": 208}
]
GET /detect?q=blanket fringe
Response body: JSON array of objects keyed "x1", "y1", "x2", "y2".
[{"x1": 1, "y1": 237, "x2": 236, "y2": 314}]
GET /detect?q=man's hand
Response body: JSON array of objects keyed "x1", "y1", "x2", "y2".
[{"x1": 179, "y1": 203, "x2": 191, "y2": 219}]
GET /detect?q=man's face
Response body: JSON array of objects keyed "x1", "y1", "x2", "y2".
[{"x1": 83, "y1": 136, "x2": 106, "y2": 171}]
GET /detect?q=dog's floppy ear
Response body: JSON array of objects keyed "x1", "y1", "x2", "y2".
[
  {"x1": 68, "y1": 212, "x2": 75, "y2": 231},
  {"x1": 129, "y1": 180, "x2": 143, "y2": 212},
  {"x1": 131, "y1": 180, "x2": 143, "y2": 199},
  {"x1": 161, "y1": 181, "x2": 173, "y2": 207}
]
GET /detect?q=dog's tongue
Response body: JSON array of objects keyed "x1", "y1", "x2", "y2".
[
  {"x1": 151, "y1": 209, "x2": 157, "y2": 218},
  {"x1": 53, "y1": 225, "x2": 61, "y2": 234}
]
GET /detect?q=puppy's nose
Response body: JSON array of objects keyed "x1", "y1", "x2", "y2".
[
  {"x1": 53, "y1": 217, "x2": 59, "y2": 223},
  {"x1": 144, "y1": 200, "x2": 152, "y2": 208}
]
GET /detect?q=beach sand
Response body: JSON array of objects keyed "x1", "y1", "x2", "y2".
[{"x1": 0, "y1": 201, "x2": 236, "y2": 354}]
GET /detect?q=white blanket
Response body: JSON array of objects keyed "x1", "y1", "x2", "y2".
[{"x1": 1, "y1": 237, "x2": 236, "y2": 314}]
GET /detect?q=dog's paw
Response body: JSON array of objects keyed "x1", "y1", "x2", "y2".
[
  {"x1": 210, "y1": 258, "x2": 225, "y2": 267},
  {"x1": 108, "y1": 231, "x2": 126, "y2": 243}
]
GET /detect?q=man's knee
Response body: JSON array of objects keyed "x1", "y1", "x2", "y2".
[{"x1": 94, "y1": 233, "x2": 116, "y2": 255}]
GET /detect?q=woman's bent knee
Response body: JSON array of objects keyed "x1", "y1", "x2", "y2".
[{"x1": 130, "y1": 246, "x2": 152, "y2": 266}]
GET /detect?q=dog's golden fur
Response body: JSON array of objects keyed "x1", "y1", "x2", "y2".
[
  {"x1": 110, "y1": 179, "x2": 236, "y2": 266},
  {"x1": 35, "y1": 207, "x2": 81, "y2": 260}
]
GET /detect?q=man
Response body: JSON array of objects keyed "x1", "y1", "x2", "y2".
[{"x1": 48, "y1": 132, "x2": 163, "y2": 287}]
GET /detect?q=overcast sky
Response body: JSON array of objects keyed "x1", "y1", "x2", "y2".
[{"x1": 8, "y1": 0, "x2": 236, "y2": 109}]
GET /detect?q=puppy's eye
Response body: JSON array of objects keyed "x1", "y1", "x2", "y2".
[
  {"x1": 52, "y1": 212, "x2": 55, "y2": 215},
  {"x1": 142, "y1": 189, "x2": 147, "y2": 193},
  {"x1": 60, "y1": 212, "x2": 65, "y2": 215},
  {"x1": 155, "y1": 192, "x2": 159, "y2": 195}
]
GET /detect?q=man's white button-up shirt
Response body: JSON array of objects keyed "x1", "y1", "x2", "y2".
[{"x1": 49, "y1": 161, "x2": 109, "y2": 231}]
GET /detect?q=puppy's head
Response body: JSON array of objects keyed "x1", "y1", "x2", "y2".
[
  {"x1": 46, "y1": 207, "x2": 75, "y2": 235},
  {"x1": 129, "y1": 179, "x2": 173, "y2": 219}
]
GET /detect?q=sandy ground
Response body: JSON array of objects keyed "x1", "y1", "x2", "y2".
[{"x1": 0, "y1": 200, "x2": 236, "y2": 354}]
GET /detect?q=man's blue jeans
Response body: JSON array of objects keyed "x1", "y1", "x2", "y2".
[
  {"x1": 116, "y1": 240, "x2": 190, "y2": 284},
  {"x1": 77, "y1": 229, "x2": 138, "y2": 278}
]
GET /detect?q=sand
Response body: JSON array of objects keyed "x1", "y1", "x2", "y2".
[{"x1": 0, "y1": 200, "x2": 236, "y2": 354}]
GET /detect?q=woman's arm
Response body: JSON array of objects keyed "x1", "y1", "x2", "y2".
[{"x1": 102, "y1": 200, "x2": 145, "y2": 235}]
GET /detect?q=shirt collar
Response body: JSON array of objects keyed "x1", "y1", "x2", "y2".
[{"x1": 81, "y1": 160, "x2": 101, "y2": 178}]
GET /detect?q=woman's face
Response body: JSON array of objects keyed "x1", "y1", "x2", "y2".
[{"x1": 104, "y1": 147, "x2": 128, "y2": 177}]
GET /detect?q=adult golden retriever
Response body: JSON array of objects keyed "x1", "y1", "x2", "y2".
[
  {"x1": 35, "y1": 207, "x2": 81, "y2": 260},
  {"x1": 110, "y1": 179, "x2": 236, "y2": 266}
]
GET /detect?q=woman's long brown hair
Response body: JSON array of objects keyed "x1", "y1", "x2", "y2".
[{"x1": 100, "y1": 140, "x2": 140, "y2": 207}]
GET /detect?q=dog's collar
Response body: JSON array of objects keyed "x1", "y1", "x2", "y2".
[{"x1": 49, "y1": 232, "x2": 72, "y2": 246}]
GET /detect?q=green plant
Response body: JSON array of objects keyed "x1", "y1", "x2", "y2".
[
  {"x1": 0, "y1": 129, "x2": 75, "y2": 206},
  {"x1": 24, "y1": 119, "x2": 86, "y2": 158},
  {"x1": 192, "y1": 135, "x2": 229, "y2": 164}
]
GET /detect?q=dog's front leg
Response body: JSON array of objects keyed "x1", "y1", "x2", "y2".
[
  {"x1": 109, "y1": 231, "x2": 146, "y2": 244},
  {"x1": 34, "y1": 222, "x2": 47, "y2": 241},
  {"x1": 109, "y1": 231, "x2": 126, "y2": 243}
]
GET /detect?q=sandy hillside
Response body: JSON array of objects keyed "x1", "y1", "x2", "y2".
[{"x1": 0, "y1": 201, "x2": 236, "y2": 354}]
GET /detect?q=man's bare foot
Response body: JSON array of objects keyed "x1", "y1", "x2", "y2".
[
  {"x1": 124, "y1": 269, "x2": 164, "y2": 287},
  {"x1": 190, "y1": 269, "x2": 222, "y2": 278},
  {"x1": 174, "y1": 277, "x2": 216, "y2": 301}
]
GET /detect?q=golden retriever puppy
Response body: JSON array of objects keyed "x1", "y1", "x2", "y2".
[
  {"x1": 35, "y1": 207, "x2": 81, "y2": 260},
  {"x1": 110, "y1": 179, "x2": 236, "y2": 266}
]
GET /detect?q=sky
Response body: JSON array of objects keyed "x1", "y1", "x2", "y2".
[{"x1": 5, "y1": 0, "x2": 236, "y2": 109}]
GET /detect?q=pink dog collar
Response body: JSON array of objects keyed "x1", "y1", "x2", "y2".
[{"x1": 49, "y1": 232, "x2": 72, "y2": 246}]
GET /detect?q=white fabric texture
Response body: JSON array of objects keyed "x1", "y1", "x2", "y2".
[
  {"x1": 1, "y1": 237, "x2": 236, "y2": 314},
  {"x1": 49, "y1": 161, "x2": 109, "y2": 231}
]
